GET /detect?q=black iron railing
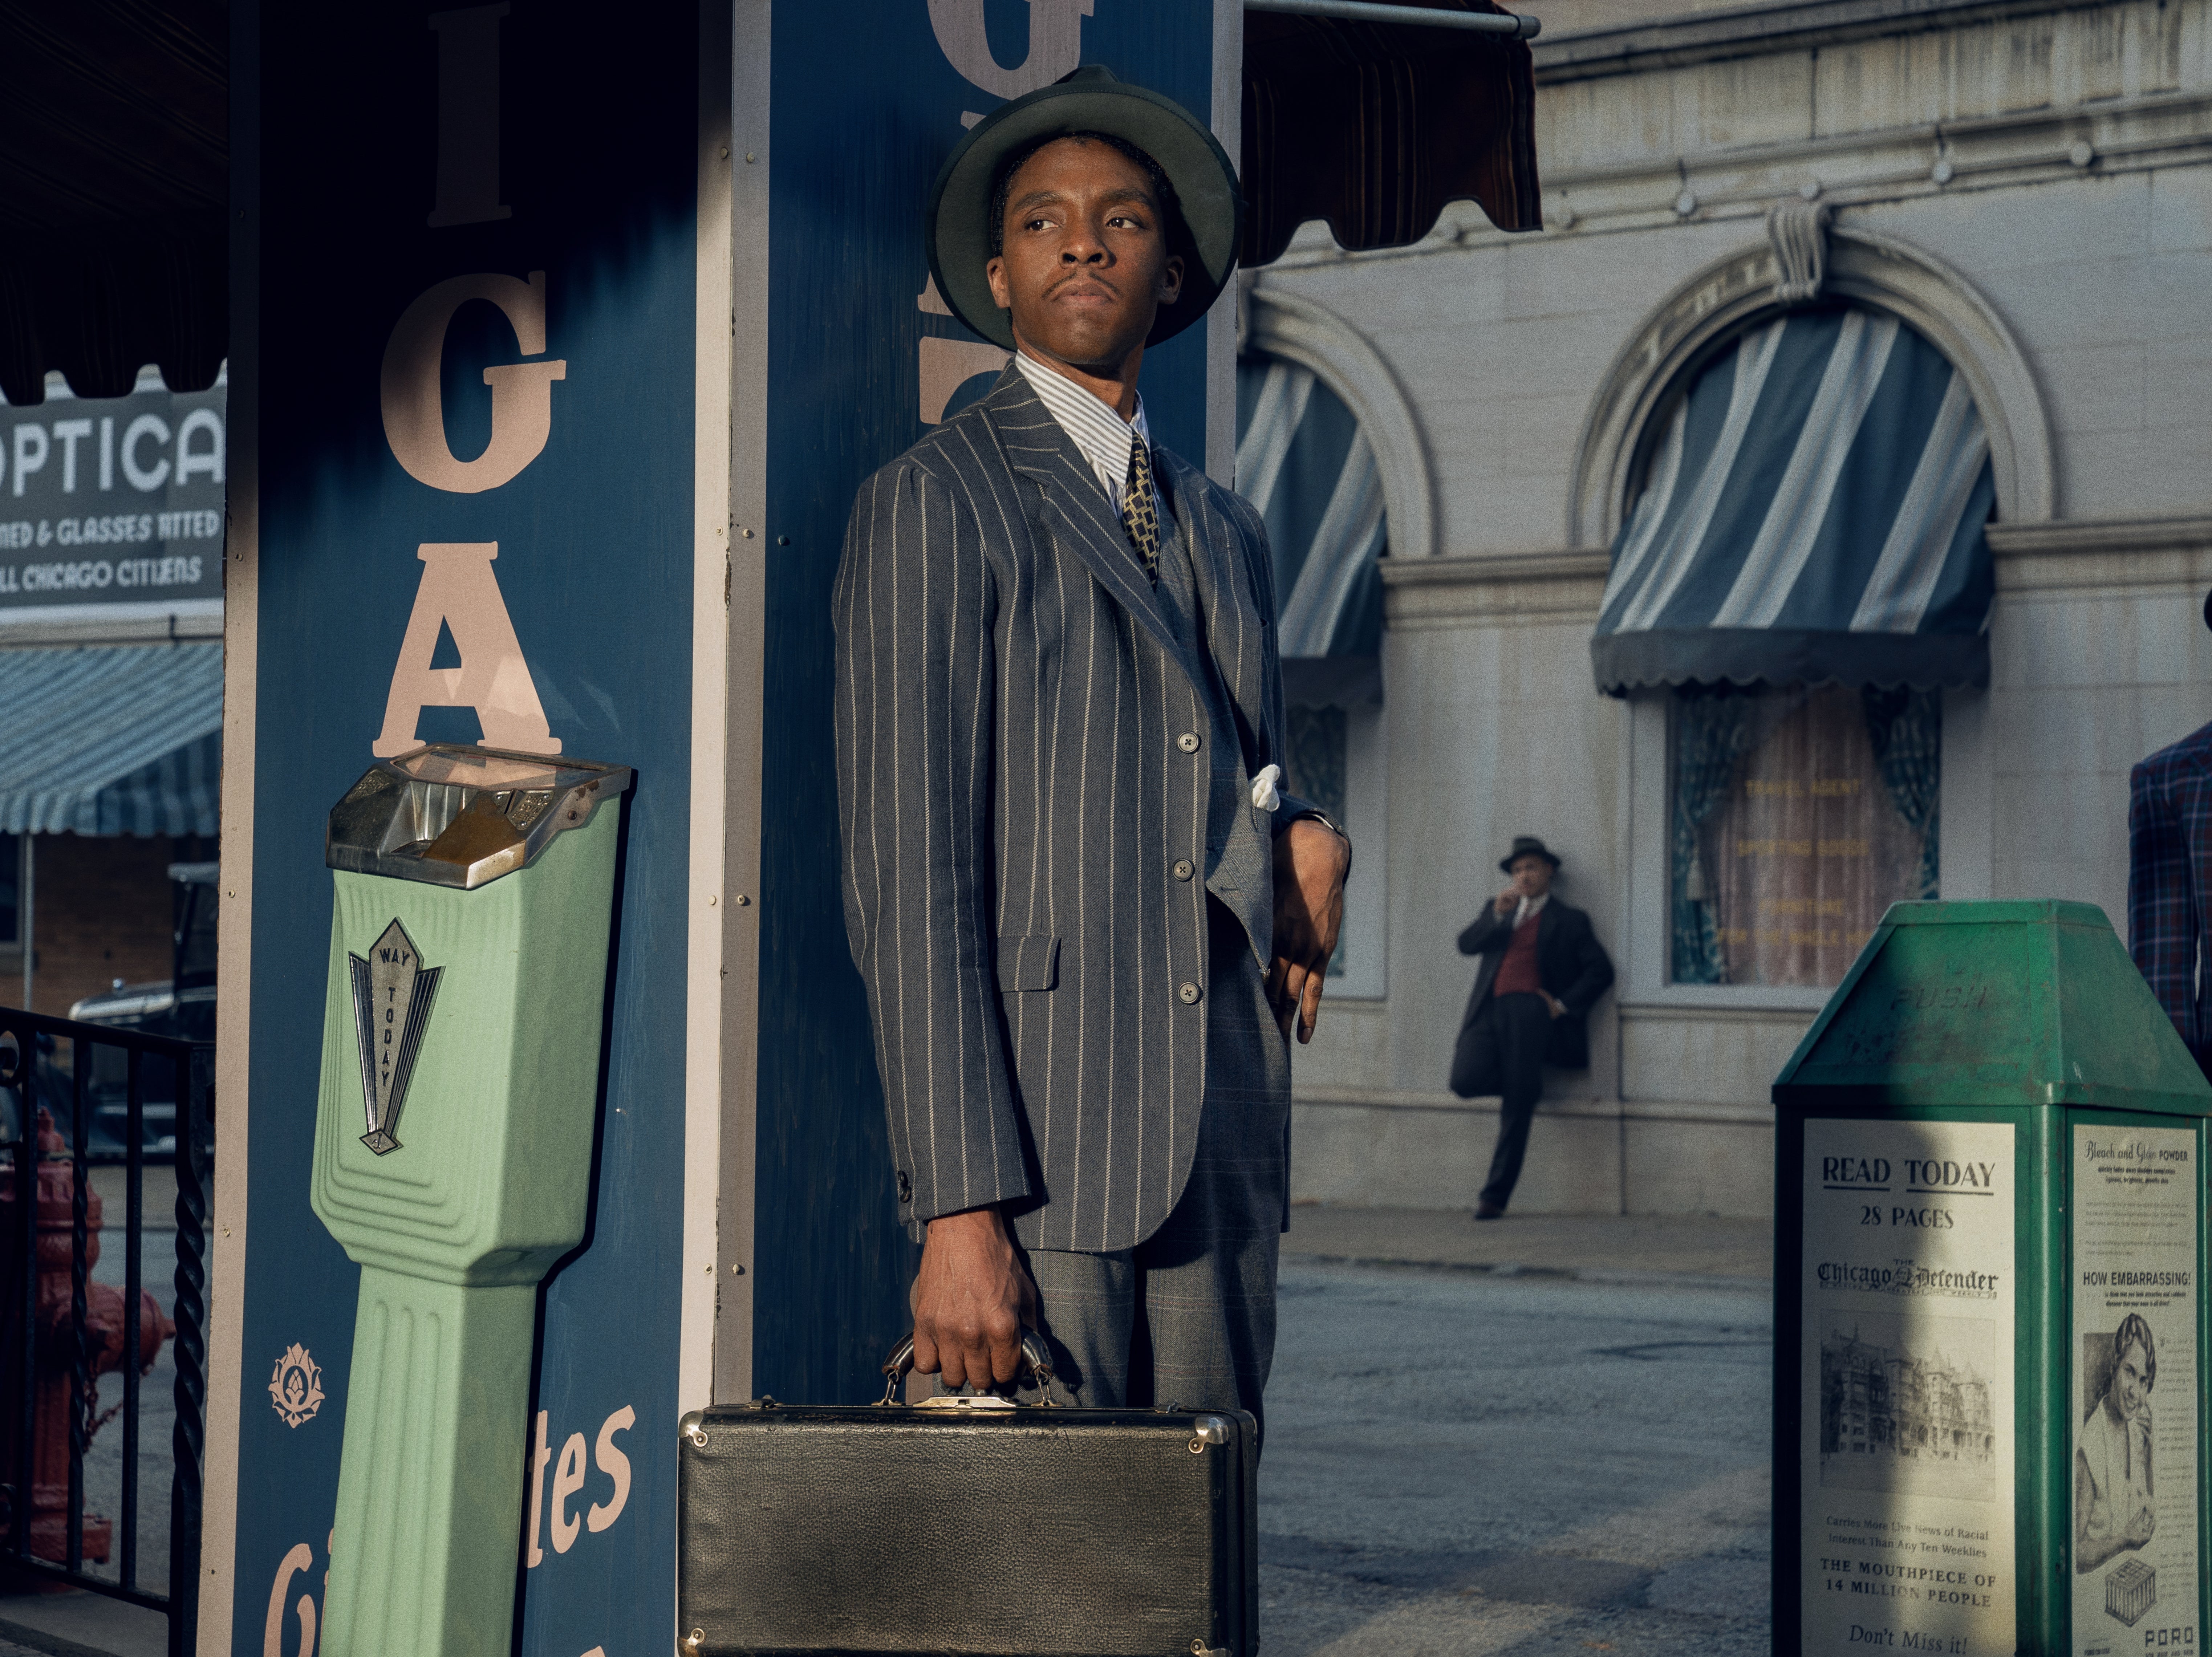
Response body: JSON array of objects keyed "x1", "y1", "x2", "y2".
[{"x1": 0, "y1": 1008, "x2": 209, "y2": 1657}]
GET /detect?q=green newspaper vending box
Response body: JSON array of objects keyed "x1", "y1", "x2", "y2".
[
  {"x1": 1774, "y1": 901, "x2": 2212, "y2": 1657},
  {"x1": 309, "y1": 744, "x2": 631, "y2": 1657}
]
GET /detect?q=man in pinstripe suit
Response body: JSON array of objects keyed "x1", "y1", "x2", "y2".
[{"x1": 833, "y1": 70, "x2": 1350, "y2": 1431}]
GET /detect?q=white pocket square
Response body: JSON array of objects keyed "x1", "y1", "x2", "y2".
[{"x1": 1251, "y1": 763, "x2": 1282, "y2": 811}]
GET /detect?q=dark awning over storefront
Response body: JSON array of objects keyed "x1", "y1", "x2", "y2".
[
  {"x1": 1590, "y1": 307, "x2": 1997, "y2": 696},
  {"x1": 0, "y1": 641, "x2": 220, "y2": 834},
  {"x1": 1243, "y1": 0, "x2": 1542, "y2": 263},
  {"x1": 0, "y1": 1, "x2": 228, "y2": 405}
]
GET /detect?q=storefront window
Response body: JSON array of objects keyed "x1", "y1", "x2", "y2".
[{"x1": 1670, "y1": 683, "x2": 1939, "y2": 987}]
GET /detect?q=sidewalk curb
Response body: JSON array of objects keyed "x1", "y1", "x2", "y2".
[
  {"x1": 1282, "y1": 1250, "x2": 1771, "y2": 1294},
  {"x1": 0, "y1": 1614, "x2": 130, "y2": 1657}
]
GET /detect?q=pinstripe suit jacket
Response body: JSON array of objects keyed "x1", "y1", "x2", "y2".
[{"x1": 833, "y1": 364, "x2": 1307, "y2": 1254}]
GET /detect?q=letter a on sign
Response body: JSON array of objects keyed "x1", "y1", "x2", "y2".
[{"x1": 373, "y1": 543, "x2": 560, "y2": 757}]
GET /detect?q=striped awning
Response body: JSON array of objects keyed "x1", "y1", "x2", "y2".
[
  {"x1": 1590, "y1": 306, "x2": 1997, "y2": 695},
  {"x1": 0, "y1": 642, "x2": 222, "y2": 835},
  {"x1": 1236, "y1": 356, "x2": 1386, "y2": 706}
]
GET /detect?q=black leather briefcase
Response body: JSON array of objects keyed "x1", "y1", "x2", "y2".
[{"x1": 676, "y1": 1337, "x2": 1259, "y2": 1657}]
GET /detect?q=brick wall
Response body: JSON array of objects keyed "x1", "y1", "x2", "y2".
[{"x1": 2, "y1": 833, "x2": 208, "y2": 1018}]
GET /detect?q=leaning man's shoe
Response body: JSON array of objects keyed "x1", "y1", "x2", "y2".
[{"x1": 1473, "y1": 1202, "x2": 1505, "y2": 1221}]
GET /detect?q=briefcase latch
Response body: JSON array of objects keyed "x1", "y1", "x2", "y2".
[
  {"x1": 681, "y1": 1629, "x2": 706, "y2": 1657},
  {"x1": 1190, "y1": 1642, "x2": 1229, "y2": 1657}
]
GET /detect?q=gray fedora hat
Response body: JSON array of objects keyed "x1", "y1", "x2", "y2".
[{"x1": 925, "y1": 65, "x2": 1243, "y2": 352}]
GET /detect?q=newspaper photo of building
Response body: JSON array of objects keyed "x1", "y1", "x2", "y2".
[{"x1": 1821, "y1": 1313, "x2": 1997, "y2": 1500}]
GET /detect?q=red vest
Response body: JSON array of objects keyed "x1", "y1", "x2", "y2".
[{"x1": 1494, "y1": 909, "x2": 1543, "y2": 998}]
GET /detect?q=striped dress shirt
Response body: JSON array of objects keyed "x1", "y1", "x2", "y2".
[
  {"x1": 832, "y1": 364, "x2": 1310, "y2": 1252},
  {"x1": 1012, "y1": 350, "x2": 1168, "y2": 527}
]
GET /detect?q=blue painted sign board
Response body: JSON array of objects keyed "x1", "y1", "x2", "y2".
[{"x1": 228, "y1": 2, "x2": 1222, "y2": 1651}]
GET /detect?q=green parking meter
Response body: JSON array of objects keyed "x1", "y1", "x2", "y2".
[
  {"x1": 309, "y1": 743, "x2": 631, "y2": 1657},
  {"x1": 1774, "y1": 901, "x2": 2212, "y2": 1657}
]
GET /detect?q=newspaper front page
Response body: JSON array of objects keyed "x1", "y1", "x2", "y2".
[
  {"x1": 1802, "y1": 1118, "x2": 2016, "y2": 1656},
  {"x1": 2070, "y1": 1123, "x2": 2200, "y2": 1657}
]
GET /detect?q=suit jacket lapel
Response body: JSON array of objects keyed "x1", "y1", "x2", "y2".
[
  {"x1": 1161, "y1": 450, "x2": 1275, "y2": 772},
  {"x1": 985, "y1": 369, "x2": 1198, "y2": 685}
]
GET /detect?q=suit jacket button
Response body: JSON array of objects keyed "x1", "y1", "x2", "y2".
[
  {"x1": 1176, "y1": 732, "x2": 1201, "y2": 754},
  {"x1": 1178, "y1": 982, "x2": 1202, "y2": 1004},
  {"x1": 1172, "y1": 858, "x2": 1195, "y2": 881}
]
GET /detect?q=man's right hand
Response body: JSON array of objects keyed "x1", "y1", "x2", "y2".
[
  {"x1": 910, "y1": 1206, "x2": 1038, "y2": 1391},
  {"x1": 1494, "y1": 887, "x2": 1519, "y2": 916}
]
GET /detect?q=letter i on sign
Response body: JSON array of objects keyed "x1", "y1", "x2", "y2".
[{"x1": 427, "y1": 3, "x2": 511, "y2": 227}]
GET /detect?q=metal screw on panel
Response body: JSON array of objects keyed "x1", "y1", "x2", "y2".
[
  {"x1": 777, "y1": 535, "x2": 790, "y2": 545},
  {"x1": 735, "y1": 894, "x2": 751, "y2": 906}
]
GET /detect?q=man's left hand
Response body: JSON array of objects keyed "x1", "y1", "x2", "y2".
[
  {"x1": 1269, "y1": 817, "x2": 1352, "y2": 1044},
  {"x1": 1542, "y1": 991, "x2": 1566, "y2": 1020}
]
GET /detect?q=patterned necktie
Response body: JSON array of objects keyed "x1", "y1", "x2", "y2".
[{"x1": 1121, "y1": 436, "x2": 1160, "y2": 584}]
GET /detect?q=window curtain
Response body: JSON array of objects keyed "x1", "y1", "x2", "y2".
[
  {"x1": 1863, "y1": 688, "x2": 1942, "y2": 901},
  {"x1": 1671, "y1": 690, "x2": 1757, "y2": 984}
]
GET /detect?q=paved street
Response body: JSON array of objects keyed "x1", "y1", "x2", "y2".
[{"x1": 1262, "y1": 1262, "x2": 1773, "y2": 1656}]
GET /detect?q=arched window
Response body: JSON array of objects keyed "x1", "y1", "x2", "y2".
[
  {"x1": 1593, "y1": 304, "x2": 1996, "y2": 988},
  {"x1": 1238, "y1": 352, "x2": 1388, "y2": 992}
]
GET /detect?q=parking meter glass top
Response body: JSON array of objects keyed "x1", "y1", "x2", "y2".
[
  {"x1": 388, "y1": 747, "x2": 575, "y2": 790},
  {"x1": 325, "y1": 743, "x2": 632, "y2": 890}
]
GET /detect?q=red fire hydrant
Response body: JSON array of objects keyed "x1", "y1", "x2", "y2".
[{"x1": 0, "y1": 1109, "x2": 172, "y2": 1563}]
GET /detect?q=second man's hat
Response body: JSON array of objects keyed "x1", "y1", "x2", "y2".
[
  {"x1": 1500, "y1": 836, "x2": 1563, "y2": 874},
  {"x1": 925, "y1": 66, "x2": 1243, "y2": 352}
]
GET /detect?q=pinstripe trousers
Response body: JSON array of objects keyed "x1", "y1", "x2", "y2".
[{"x1": 1014, "y1": 895, "x2": 1290, "y2": 1438}]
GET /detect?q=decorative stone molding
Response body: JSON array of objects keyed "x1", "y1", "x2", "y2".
[
  {"x1": 1380, "y1": 549, "x2": 1612, "y2": 630},
  {"x1": 1243, "y1": 283, "x2": 1437, "y2": 562},
  {"x1": 1567, "y1": 224, "x2": 2055, "y2": 550},
  {"x1": 1533, "y1": 0, "x2": 2124, "y2": 83},
  {"x1": 1986, "y1": 515, "x2": 2212, "y2": 595},
  {"x1": 1767, "y1": 199, "x2": 1832, "y2": 304}
]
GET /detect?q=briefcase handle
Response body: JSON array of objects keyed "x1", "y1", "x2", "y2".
[{"x1": 878, "y1": 1329, "x2": 1057, "y2": 1406}]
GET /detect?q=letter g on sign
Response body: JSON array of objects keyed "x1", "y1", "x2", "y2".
[{"x1": 381, "y1": 270, "x2": 568, "y2": 492}]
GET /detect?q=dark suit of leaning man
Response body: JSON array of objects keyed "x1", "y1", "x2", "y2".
[{"x1": 832, "y1": 69, "x2": 1351, "y2": 1430}]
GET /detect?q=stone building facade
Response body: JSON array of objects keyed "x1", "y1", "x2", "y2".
[{"x1": 1257, "y1": 0, "x2": 2212, "y2": 1216}]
